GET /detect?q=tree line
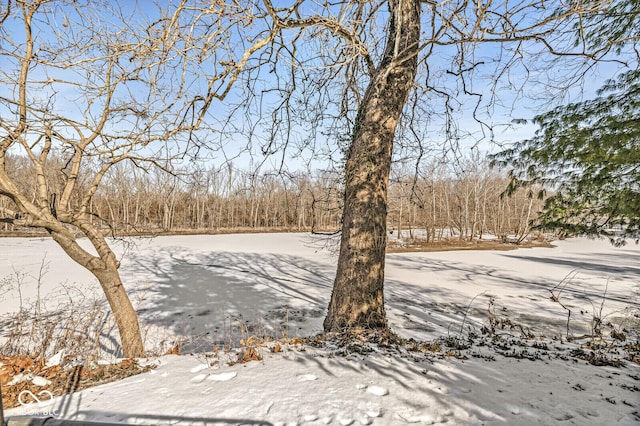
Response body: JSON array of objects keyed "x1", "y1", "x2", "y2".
[{"x1": 2, "y1": 153, "x2": 542, "y2": 243}]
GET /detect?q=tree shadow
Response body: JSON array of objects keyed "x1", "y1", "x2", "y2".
[
  {"x1": 60, "y1": 410, "x2": 274, "y2": 425},
  {"x1": 500, "y1": 252, "x2": 640, "y2": 282},
  {"x1": 39, "y1": 349, "x2": 508, "y2": 425},
  {"x1": 114, "y1": 241, "x2": 640, "y2": 352},
  {"x1": 384, "y1": 250, "x2": 639, "y2": 340},
  {"x1": 124, "y1": 247, "x2": 335, "y2": 351}
]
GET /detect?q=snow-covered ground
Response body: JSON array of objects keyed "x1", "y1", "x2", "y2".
[{"x1": 1, "y1": 234, "x2": 639, "y2": 425}]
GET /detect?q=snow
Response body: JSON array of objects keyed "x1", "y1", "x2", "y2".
[{"x1": 1, "y1": 233, "x2": 639, "y2": 425}]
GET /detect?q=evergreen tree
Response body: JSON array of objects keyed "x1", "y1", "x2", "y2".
[{"x1": 493, "y1": 69, "x2": 640, "y2": 245}]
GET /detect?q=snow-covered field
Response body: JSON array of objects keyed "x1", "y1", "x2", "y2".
[{"x1": 1, "y1": 234, "x2": 639, "y2": 425}]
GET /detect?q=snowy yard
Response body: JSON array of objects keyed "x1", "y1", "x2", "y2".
[{"x1": 1, "y1": 234, "x2": 639, "y2": 425}]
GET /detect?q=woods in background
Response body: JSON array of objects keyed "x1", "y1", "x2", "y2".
[{"x1": 1, "y1": 153, "x2": 543, "y2": 243}]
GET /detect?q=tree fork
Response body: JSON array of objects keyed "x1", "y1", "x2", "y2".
[{"x1": 50, "y1": 230, "x2": 145, "y2": 358}]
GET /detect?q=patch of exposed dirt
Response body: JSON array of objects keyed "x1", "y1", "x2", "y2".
[
  {"x1": 387, "y1": 238, "x2": 554, "y2": 253},
  {"x1": 0, "y1": 356, "x2": 152, "y2": 409}
]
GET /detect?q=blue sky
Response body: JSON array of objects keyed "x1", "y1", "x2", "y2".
[{"x1": 1, "y1": 1, "x2": 635, "y2": 174}]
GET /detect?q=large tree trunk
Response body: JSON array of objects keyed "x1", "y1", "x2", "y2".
[
  {"x1": 50, "y1": 229, "x2": 145, "y2": 358},
  {"x1": 324, "y1": 0, "x2": 421, "y2": 332},
  {"x1": 93, "y1": 269, "x2": 145, "y2": 358}
]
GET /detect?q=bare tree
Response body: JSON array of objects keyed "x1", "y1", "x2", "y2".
[
  {"x1": 218, "y1": 0, "x2": 625, "y2": 333},
  {"x1": 319, "y1": 1, "x2": 420, "y2": 330},
  {"x1": 0, "y1": 0, "x2": 246, "y2": 357},
  {"x1": 245, "y1": 0, "x2": 620, "y2": 331}
]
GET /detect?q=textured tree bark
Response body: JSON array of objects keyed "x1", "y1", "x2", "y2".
[
  {"x1": 93, "y1": 269, "x2": 145, "y2": 358},
  {"x1": 50, "y1": 229, "x2": 145, "y2": 358},
  {"x1": 324, "y1": 0, "x2": 421, "y2": 332}
]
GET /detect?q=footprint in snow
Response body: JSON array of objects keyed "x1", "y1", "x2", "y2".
[
  {"x1": 357, "y1": 402, "x2": 381, "y2": 419},
  {"x1": 190, "y1": 364, "x2": 209, "y2": 373},
  {"x1": 191, "y1": 374, "x2": 207, "y2": 383},
  {"x1": 359, "y1": 415, "x2": 373, "y2": 425},
  {"x1": 396, "y1": 409, "x2": 437, "y2": 423},
  {"x1": 366, "y1": 409, "x2": 381, "y2": 418},
  {"x1": 208, "y1": 371, "x2": 237, "y2": 382},
  {"x1": 357, "y1": 385, "x2": 389, "y2": 396},
  {"x1": 297, "y1": 374, "x2": 317, "y2": 381}
]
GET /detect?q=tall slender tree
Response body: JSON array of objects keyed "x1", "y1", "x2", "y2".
[{"x1": 324, "y1": 0, "x2": 420, "y2": 330}]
